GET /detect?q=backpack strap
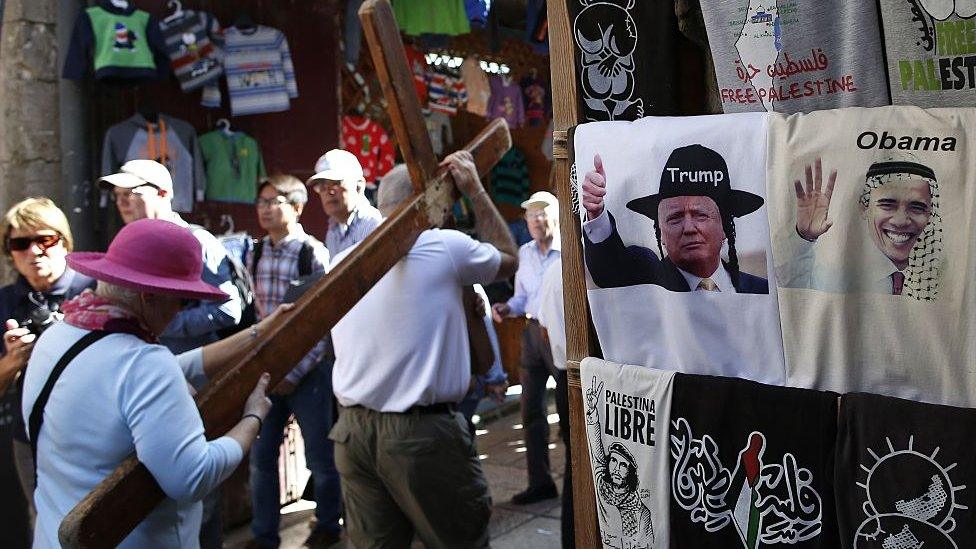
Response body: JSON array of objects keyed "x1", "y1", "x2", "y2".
[
  {"x1": 251, "y1": 239, "x2": 265, "y2": 279},
  {"x1": 28, "y1": 330, "x2": 111, "y2": 481},
  {"x1": 297, "y1": 241, "x2": 314, "y2": 278}
]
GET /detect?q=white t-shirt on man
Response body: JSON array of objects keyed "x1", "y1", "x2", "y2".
[{"x1": 331, "y1": 229, "x2": 501, "y2": 412}]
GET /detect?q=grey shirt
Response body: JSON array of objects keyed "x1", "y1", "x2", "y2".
[
  {"x1": 878, "y1": 0, "x2": 976, "y2": 106},
  {"x1": 699, "y1": 0, "x2": 890, "y2": 113}
]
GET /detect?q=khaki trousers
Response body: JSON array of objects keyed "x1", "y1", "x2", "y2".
[{"x1": 330, "y1": 406, "x2": 491, "y2": 549}]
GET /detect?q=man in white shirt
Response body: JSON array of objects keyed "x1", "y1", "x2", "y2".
[
  {"x1": 328, "y1": 150, "x2": 517, "y2": 548},
  {"x1": 308, "y1": 149, "x2": 384, "y2": 256},
  {"x1": 491, "y1": 191, "x2": 562, "y2": 505},
  {"x1": 777, "y1": 156, "x2": 943, "y2": 300},
  {"x1": 536, "y1": 257, "x2": 575, "y2": 548}
]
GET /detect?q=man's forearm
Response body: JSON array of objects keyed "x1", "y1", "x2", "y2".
[{"x1": 467, "y1": 188, "x2": 517, "y2": 258}]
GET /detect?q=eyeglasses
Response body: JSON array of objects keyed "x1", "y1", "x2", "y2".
[
  {"x1": 255, "y1": 196, "x2": 289, "y2": 208},
  {"x1": 7, "y1": 234, "x2": 61, "y2": 252},
  {"x1": 524, "y1": 211, "x2": 549, "y2": 221},
  {"x1": 113, "y1": 186, "x2": 159, "y2": 201}
]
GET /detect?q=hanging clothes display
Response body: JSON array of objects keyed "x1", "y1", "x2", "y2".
[
  {"x1": 461, "y1": 55, "x2": 490, "y2": 116},
  {"x1": 697, "y1": 0, "x2": 889, "y2": 113},
  {"x1": 199, "y1": 130, "x2": 266, "y2": 204},
  {"x1": 487, "y1": 74, "x2": 525, "y2": 128},
  {"x1": 669, "y1": 373, "x2": 840, "y2": 547},
  {"x1": 341, "y1": 115, "x2": 396, "y2": 184},
  {"x1": 520, "y1": 71, "x2": 549, "y2": 127},
  {"x1": 490, "y1": 147, "x2": 530, "y2": 206},
  {"x1": 580, "y1": 357, "x2": 674, "y2": 549},
  {"x1": 876, "y1": 0, "x2": 976, "y2": 107},
  {"x1": 404, "y1": 44, "x2": 430, "y2": 103},
  {"x1": 202, "y1": 25, "x2": 298, "y2": 116},
  {"x1": 101, "y1": 113, "x2": 204, "y2": 213},
  {"x1": 427, "y1": 70, "x2": 467, "y2": 115},
  {"x1": 835, "y1": 392, "x2": 976, "y2": 549},
  {"x1": 393, "y1": 0, "x2": 471, "y2": 37},
  {"x1": 158, "y1": 9, "x2": 224, "y2": 93},
  {"x1": 62, "y1": 0, "x2": 169, "y2": 85}
]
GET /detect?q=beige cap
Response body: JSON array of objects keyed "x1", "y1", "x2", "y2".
[
  {"x1": 99, "y1": 159, "x2": 173, "y2": 193},
  {"x1": 308, "y1": 149, "x2": 365, "y2": 185},
  {"x1": 520, "y1": 191, "x2": 558, "y2": 211}
]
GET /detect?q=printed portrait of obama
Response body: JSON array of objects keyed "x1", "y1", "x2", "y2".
[
  {"x1": 581, "y1": 143, "x2": 769, "y2": 294},
  {"x1": 778, "y1": 156, "x2": 944, "y2": 300}
]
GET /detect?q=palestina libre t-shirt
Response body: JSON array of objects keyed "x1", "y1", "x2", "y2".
[
  {"x1": 877, "y1": 0, "x2": 976, "y2": 106},
  {"x1": 698, "y1": 0, "x2": 889, "y2": 113}
]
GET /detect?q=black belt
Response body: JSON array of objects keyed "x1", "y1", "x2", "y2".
[{"x1": 346, "y1": 402, "x2": 457, "y2": 415}]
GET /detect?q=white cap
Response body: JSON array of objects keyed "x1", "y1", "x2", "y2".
[
  {"x1": 99, "y1": 159, "x2": 173, "y2": 194},
  {"x1": 308, "y1": 149, "x2": 365, "y2": 185},
  {"x1": 521, "y1": 191, "x2": 558, "y2": 211}
]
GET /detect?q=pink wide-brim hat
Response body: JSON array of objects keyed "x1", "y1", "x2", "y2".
[{"x1": 67, "y1": 218, "x2": 228, "y2": 301}]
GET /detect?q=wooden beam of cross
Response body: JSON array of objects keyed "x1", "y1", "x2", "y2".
[{"x1": 57, "y1": 2, "x2": 511, "y2": 547}]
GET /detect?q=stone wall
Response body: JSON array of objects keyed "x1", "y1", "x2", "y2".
[{"x1": 0, "y1": 0, "x2": 60, "y2": 281}]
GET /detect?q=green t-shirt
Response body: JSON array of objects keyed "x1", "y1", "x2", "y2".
[
  {"x1": 86, "y1": 6, "x2": 157, "y2": 72},
  {"x1": 200, "y1": 131, "x2": 267, "y2": 203}
]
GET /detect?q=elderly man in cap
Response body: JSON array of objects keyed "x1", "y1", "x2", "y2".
[
  {"x1": 491, "y1": 191, "x2": 563, "y2": 505},
  {"x1": 99, "y1": 159, "x2": 243, "y2": 354},
  {"x1": 22, "y1": 219, "x2": 274, "y2": 548},
  {"x1": 308, "y1": 149, "x2": 384, "y2": 256},
  {"x1": 581, "y1": 146, "x2": 768, "y2": 293}
]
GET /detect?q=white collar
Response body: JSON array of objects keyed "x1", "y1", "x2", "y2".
[
  {"x1": 865, "y1": 244, "x2": 903, "y2": 285},
  {"x1": 678, "y1": 263, "x2": 736, "y2": 293}
]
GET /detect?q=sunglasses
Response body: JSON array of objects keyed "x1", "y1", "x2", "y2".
[{"x1": 7, "y1": 234, "x2": 61, "y2": 252}]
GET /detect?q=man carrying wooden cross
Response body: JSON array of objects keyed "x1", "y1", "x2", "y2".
[{"x1": 329, "y1": 149, "x2": 517, "y2": 547}]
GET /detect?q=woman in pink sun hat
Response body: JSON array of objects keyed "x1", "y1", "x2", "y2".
[{"x1": 21, "y1": 218, "x2": 277, "y2": 548}]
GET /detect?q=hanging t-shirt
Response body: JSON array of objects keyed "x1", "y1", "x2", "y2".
[
  {"x1": 670, "y1": 374, "x2": 839, "y2": 547},
  {"x1": 487, "y1": 74, "x2": 525, "y2": 128},
  {"x1": 423, "y1": 109, "x2": 453, "y2": 156},
  {"x1": 461, "y1": 56, "x2": 490, "y2": 116},
  {"x1": 580, "y1": 357, "x2": 673, "y2": 548},
  {"x1": 835, "y1": 393, "x2": 976, "y2": 549},
  {"x1": 521, "y1": 74, "x2": 549, "y2": 127},
  {"x1": 428, "y1": 72, "x2": 468, "y2": 115},
  {"x1": 393, "y1": 0, "x2": 471, "y2": 36},
  {"x1": 202, "y1": 25, "x2": 298, "y2": 116},
  {"x1": 342, "y1": 115, "x2": 395, "y2": 184},
  {"x1": 199, "y1": 130, "x2": 266, "y2": 204},
  {"x1": 62, "y1": 1, "x2": 169, "y2": 85},
  {"x1": 574, "y1": 113, "x2": 786, "y2": 385},
  {"x1": 101, "y1": 113, "x2": 205, "y2": 213},
  {"x1": 158, "y1": 10, "x2": 224, "y2": 93},
  {"x1": 698, "y1": 0, "x2": 889, "y2": 114},
  {"x1": 877, "y1": 0, "x2": 976, "y2": 106},
  {"x1": 490, "y1": 147, "x2": 530, "y2": 206},
  {"x1": 766, "y1": 106, "x2": 976, "y2": 408},
  {"x1": 567, "y1": 0, "x2": 680, "y2": 120}
]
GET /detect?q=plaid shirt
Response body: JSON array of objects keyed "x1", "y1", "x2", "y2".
[{"x1": 246, "y1": 226, "x2": 331, "y2": 385}]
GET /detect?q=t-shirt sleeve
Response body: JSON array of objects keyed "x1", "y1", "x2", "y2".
[
  {"x1": 119, "y1": 345, "x2": 242, "y2": 503},
  {"x1": 63, "y1": 11, "x2": 94, "y2": 80},
  {"x1": 442, "y1": 230, "x2": 501, "y2": 286},
  {"x1": 176, "y1": 347, "x2": 207, "y2": 391}
]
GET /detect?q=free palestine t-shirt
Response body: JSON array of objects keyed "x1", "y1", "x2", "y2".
[
  {"x1": 698, "y1": 0, "x2": 889, "y2": 113},
  {"x1": 877, "y1": 0, "x2": 976, "y2": 106}
]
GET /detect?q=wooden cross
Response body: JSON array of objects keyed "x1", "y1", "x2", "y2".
[{"x1": 57, "y1": 2, "x2": 512, "y2": 547}]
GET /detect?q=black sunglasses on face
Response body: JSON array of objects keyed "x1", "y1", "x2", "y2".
[{"x1": 7, "y1": 234, "x2": 61, "y2": 252}]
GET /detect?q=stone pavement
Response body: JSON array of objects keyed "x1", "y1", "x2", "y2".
[{"x1": 226, "y1": 389, "x2": 566, "y2": 548}]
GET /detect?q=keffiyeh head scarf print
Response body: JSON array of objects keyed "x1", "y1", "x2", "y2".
[{"x1": 859, "y1": 156, "x2": 944, "y2": 301}]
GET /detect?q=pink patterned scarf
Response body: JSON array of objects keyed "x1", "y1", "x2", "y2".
[{"x1": 62, "y1": 290, "x2": 157, "y2": 343}]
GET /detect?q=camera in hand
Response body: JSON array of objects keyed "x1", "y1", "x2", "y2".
[{"x1": 21, "y1": 292, "x2": 64, "y2": 336}]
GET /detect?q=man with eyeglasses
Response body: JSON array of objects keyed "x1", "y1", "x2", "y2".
[
  {"x1": 0, "y1": 198, "x2": 96, "y2": 546},
  {"x1": 490, "y1": 191, "x2": 563, "y2": 505},
  {"x1": 100, "y1": 159, "x2": 242, "y2": 548},
  {"x1": 242, "y1": 175, "x2": 340, "y2": 549},
  {"x1": 307, "y1": 149, "x2": 383, "y2": 256}
]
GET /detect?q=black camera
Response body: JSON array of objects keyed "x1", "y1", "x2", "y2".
[{"x1": 21, "y1": 292, "x2": 63, "y2": 336}]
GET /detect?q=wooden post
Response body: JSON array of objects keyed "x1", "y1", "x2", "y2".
[{"x1": 547, "y1": 1, "x2": 603, "y2": 546}]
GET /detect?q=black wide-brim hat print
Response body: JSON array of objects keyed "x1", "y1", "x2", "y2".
[{"x1": 626, "y1": 144, "x2": 764, "y2": 221}]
